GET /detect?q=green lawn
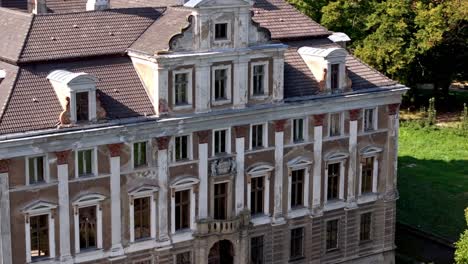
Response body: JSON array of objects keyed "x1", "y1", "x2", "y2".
[{"x1": 397, "y1": 122, "x2": 468, "y2": 241}]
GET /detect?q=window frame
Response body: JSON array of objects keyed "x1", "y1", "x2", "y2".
[
  {"x1": 250, "y1": 61, "x2": 269, "y2": 99},
  {"x1": 247, "y1": 165, "x2": 273, "y2": 217},
  {"x1": 173, "y1": 134, "x2": 193, "y2": 163},
  {"x1": 286, "y1": 157, "x2": 312, "y2": 214},
  {"x1": 358, "y1": 146, "x2": 382, "y2": 196},
  {"x1": 250, "y1": 123, "x2": 268, "y2": 150},
  {"x1": 174, "y1": 251, "x2": 192, "y2": 264},
  {"x1": 289, "y1": 227, "x2": 305, "y2": 260},
  {"x1": 170, "y1": 177, "x2": 199, "y2": 234},
  {"x1": 75, "y1": 147, "x2": 98, "y2": 178},
  {"x1": 359, "y1": 212, "x2": 373, "y2": 243},
  {"x1": 212, "y1": 128, "x2": 231, "y2": 156},
  {"x1": 211, "y1": 64, "x2": 232, "y2": 105},
  {"x1": 172, "y1": 69, "x2": 193, "y2": 110},
  {"x1": 323, "y1": 152, "x2": 348, "y2": 204},
  {"x1": 325, "y1": 219, "x2": 339, "y2": 251},
  {"x1": 72, "y1": 194, "x2": 105, "y2": 254},
  {"x1": 25, "y1": 154, "x2": 49, "y2": 185},
  {"x1": 131, "y1": 141, "x2": 150, "y2": 169},
  {"x1": 363, "y1": 107, "x2": 378, "y2": 132},
  {"x1": 328, "y1": 112, "x2": 344, "y2": 137},
  {"x1": 213, "y1": 182, "x2": 228, "y2": 220},
  {"x1": 129, "y1": 186, "x2": 158, "y2": 243},
  {"x1": 291, "y1": 118, "x2": 308, "y2": 143},
  {"x1": 250, "y1": 235, "x2": 264, "y2": 264},
  {"x1": 213, "y1": 21, "x2": 231, "y2": 42}
]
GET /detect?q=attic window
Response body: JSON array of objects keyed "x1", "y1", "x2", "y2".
[
  {"x1": 215, "y1": 23, "x2": 228, "y2": 40},
  {"x1": 76, "y1": 92, "x2": 89, "y2": 122},
  {"x1": 331, "y1": 64, "x2": 339, "y2": 91}
]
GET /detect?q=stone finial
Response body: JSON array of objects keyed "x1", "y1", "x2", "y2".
[
  {"x1": 234, "y1": 125, "x2": 248, "y2": 138},
  {"x1": 96, "y1": 94, "x2": 107, "y2": 120},
  {"x1": 274, "y1": 120, "x2": 287, "y2": 132},
  {"x1": 388, "y1": 104, "x2": 400, "y2": 115},
  {"x1": 55, "y1": 150, "x2": 71, "y2": 165},
  {"x1": 313, "y1": 114, "x2": 326, "y2": 126},
  {"x1": 319, "y1": 68, "x2": 328, "y2": 92},
  {"x1": 197, "y1": 130, "x2": 210, "y2": 144},
  {"x1": 58, "y1": 97, "x2": 71, "y2": 128},
  {"x1": 156, "y1": 136, "x2": 171, "y2": 150},
  {"x1": 349, "y1": 109, "x2": 360, "y2": 121},
  {"x1": 108, "y1": 143, "x2": 123, "y2": 157},
  {"x1": 0, "y1": 159, "x2": 10, "y2": 173}
]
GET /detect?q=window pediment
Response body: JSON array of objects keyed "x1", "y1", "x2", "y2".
[
  {"x1": 129, "y1": 185, "x2": 159, "y2": 196},
  {"x1": 170, "y1": 176, "x2": 200, "y2": 189},
  {"x1": 287, "y1": 156, "x2": 312, "y2": 169},
  {"x1": 21, "y1": 200, "x2": 57, "y2": 215},
  {"x1": 360, "y1": 146, "x2": 383, "y2": 156},
  {"x1": 247, "y1": 163, "x2": 274, "y2": 176},
  {"x1": 72, "y1": 193, "x2": 106, "y2": 206},
  {"x1": 324, "y1": 152, "x2": 349, "y2": 162}
]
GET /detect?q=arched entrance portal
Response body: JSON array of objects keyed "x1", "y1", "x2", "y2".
[{"x1": 208, "y1": 239, "x2": 234, "y2": 264}]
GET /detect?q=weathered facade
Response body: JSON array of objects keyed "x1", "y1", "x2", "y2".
[{"x1": 0, "y1": 0, "x2": 407, "y2": 263}]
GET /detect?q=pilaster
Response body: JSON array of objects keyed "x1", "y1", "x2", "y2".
[
  {"x1": 234, "y1": 125, "x2": 247, "y2": 214},
  {"x1": 156, "y1": 137, "x2": 170, "y2": 242},
  {"x1": 386, "y1": 104, "x2": 400, "y2": 199},
  {"x1": 272, "y1": 56, "x2": 285, "y2": 102},
  {"x1": 347, "y1": 109, "x2": 360, "y2": 207},
  {"x1": 197, "y1": 130, "x2": 210, "y2": 219},
  {"x1": 156, "y1": 64, "x2": 169, "y2": 116},
  {"x1": 0, "y1": 159, "x2": 12, "y2": 264},
  {"x1": 233, "y1": 58, "x2": 249, "y2": 108},
  {"x1": 108, "y1": 144, "x2": 125, "y2": 257},
  {"x1": 273, "y1": 120, "x2": 286, "y2": 223},
  {"x1": 195, "y1": 64, "x2": 211, "y2": 113},
  {"x1": 312, "y1": 114, "x2": 324, "y2": 214}
]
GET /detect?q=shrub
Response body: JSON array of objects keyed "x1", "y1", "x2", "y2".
[{"x1": 455, "y1": 208, "x2": 468, "y2": 264}]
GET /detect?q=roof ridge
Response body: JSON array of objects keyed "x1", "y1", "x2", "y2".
[
  {"x1": 32, "y1": 6, "x2": 167, "y2": 16},
  {"x1": 0, "y1": 6, "x2": 31, "y2": 16},
  {"x1": 126, "y1": 6, "x2": 169, "y2": 50}
]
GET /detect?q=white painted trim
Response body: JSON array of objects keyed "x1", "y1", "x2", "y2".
[
  {"x1": 250, "y1": 61, "x2": 270, "y2": 98},
  {"x1": 312, "y1": 126, "x2": 322, "y2": 210},
  {"x1": 247, "y1": 164, "x2": 274, "y2": 177},
  {"x1": 109, "y1": 156, "x2": 123, "y2": 256},
  {"x1": 198, "y1": 143, "x2": 209, "y2": 219},
  {"x1": 273, "y1": 131, "x2": 284, "y2": 222},
  {"x1": 327, "y1": 112, "x2": 345, "y2": 138},
  {"x1": 213, "y1": 20, "x2": 232, "y2": 43},
  {"x1": 170, "y1": 177, "x2": 199, "y2": 234},
  {"x1": 212, "y1": 127, "x2": 231, "y2": 156},
  {"x1": 73, "y1": 203, "x2": 104, "y2": 254},
  {"x1": 75, "y1": 147, "x2": 98, "y2": 178},
  {"x1": 291, "y1": 117, "x2": 308, "y2": 144},
  {"x1": 249, "y1": 122, "x2": 268, "y2": 150},
  {"x1": 324, "y1": 160, "x2": 346, "y2": 204},
  {"x1": 363, "y1": 107, "x2": 378, "y2": 132},
  {"x1": 172, "y1": 134, "x2": 193, "y2": 163},
  {"x1": 128, "y1": 187, "x2": 158, "y2": 243},
  {"x1": 172, "y1": 68, "x2": 193, "y2": 110},
  {"x1": 357, "y1": 156, "x2": 379, "y2": 196},
  {"x1": 247, "y1": 173, "x2": 271, "y2": 216},
  {"x1": 24, "y1": 210, "x2": 56, "y2": 263},
  {"x1": 211, "y1": 64, "x2": 232, "y2": 105},
  {"x1": 130, "y1": 140, "x2": 151, "y2": 170},
  {"x1": 235, "y1": 137, "x2": 245, "y2": 214},
  {"x1": 25, "y1": 154, "x2": 49, "y2": 185}
]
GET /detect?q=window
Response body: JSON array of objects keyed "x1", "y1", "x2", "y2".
[
  {"x1": 327, "y1": 163, "x2": 340, "y2": 200},
  {"x1": 250, "y1": 177, "x2": 264, "y2": 215},
  {"x1": 290, "y1": 227, "x2": 304, "y2": 260},
  {"x1": 252, "y1": 64, "x2": 266, "y2": 96},
  {"x1": 78, "y1": 206, "x2": 97, "y2": 250},
  {"x1": 214, "y1": 129, "x2": 229, "y2": 155},
  {"x1": 251, "y1": 236, "x2": 264, "y2": 264},
  {"x1": 175, "y1": 190, "x2": 190, "y2": 231},
  {"x1": 214, "y1": 69, "x2": 227, "y2": 100},
  {"x1": 330, "y1": 64, "x2": 339, "y2": 91},
  {"x1": 292, "y1": 119, "x2": 305, "y2": 143},
  {"x1": 175, "y1": 135, "x2": 190, "y2": 161},
  {"x1": 251, "y1": 124, "x2": 266, "y2": 149},
  {"x1": 214, "y1": 23, "x2": 228, "y2": 40},
  {"x1": 174, "y1": 72, "x2": 189, "y2": 106},
  {"x1": 30, "y1": 214, "x2": 50, "y2": 260},
  {"x1": 133, "y1": 142, "x2": 147, "y2": 168},
  {"x1": 326, "y1": 220, "x2": 339, "y2": 250},
  {"x1": 214, "y1": 183, "x2": 227, "y2": 220},
  {"x1": 28, "y1": 156, "x2": 45, "y2": 184},
  {"x1": 291, "y1": 169, "x2": 304, "y2": 208},
  {"x1": 329, "y1": 113, "x2": 341, "y2": 137},
  {"x1": 133, "y1": 197, "x2": 151, "y2": 240},
  {"x1": 176, "y1": 252, "x2": 191, "y2": 264},
  {"x1": 360, "y1": 213, "x2": 372, "y2": 242},
  {"x1": 77, "y1": 149, "x2": 94, "y2": 177},
  {"x1": 361, "y1": 157, "x2": 374, "y2": 194},
  {"x1": 76, "y1": 91, "x2": 89, "y2": 121},
  {"x1": 364, "y1": 108, "x2": 376, "y2": 131}
]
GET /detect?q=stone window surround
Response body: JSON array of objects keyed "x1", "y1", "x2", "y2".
[
  {"x1": 325, "y1": 56, "x2": 346, "y2": 92},
  {"x1": 358, "y1": 146, "x2": 382, "y2": 197},
  {"x1": 128, "y1": 185, "x2": 159, "y2": 243},
  {"x1": 171, "y1": 134, "x2": 193, "y2": 163},
  {"x1": 213, "y1": 20, "x2": 231, "y2": 43},
  {"x1": 170, "y1": 177, "x2": 199, "y2": 234},
  {"x1": 212, "y1": 127, "x2": 232, "y2": 156},
  {"x1": 290, "y1": 117, "x2": 309, "y2": 144},
  {"x1": 211, "y1": 64, "x2": 232, "y2": 106},
  {"x1": 25, "y1": 154, "x2": 49, "y2": 185},
  {"x1": 287, "y1": 157, "x2": 312, "y2": 216},
  {"x1": 130, "y1": 140, "x2": 152, "y2": 170},
  {"x1": 323, "y1": 152, "x2": 348, "y2": 205},
  {"x1": 173, "y1": 251, "x2": 192, "y2": 264},
  {"x1": 246, "y1": 164, "x2": 273, "y2": 217},
  {"x1": 210, "y1": 178, "x2": 233, "y2": 220},
  {"x1": 249, "y1": 122, "x2": 268, "y2": 150},
  {"x1": 74, "y1": 147, "x2": 98, "y2": 178},
  {"x1": 358, "y1": 210, "x2": 374, "y2": 243},
  {"x1": 72, "y1": 194, "x2": 106, "y2": 254},
  {"x1": 325, "y1": 217, "x2": 340, "y2": 252},
  {"x1": 362, "y1": 107, "x2": 378, "y2": 132},
  {"x1": 22, "y1": 201, "x2": 57, "y2": 263},
  {"x1": 68, "y1": 88, "x2": 97, "y2": 123},
  {"x1": 327, "y1": 112, "x2": 345, "y2": 138},
  {"x1": 172, "y1": 69, "x2": 193, "y2": 110},
  {"x1": 288, "y1": 225, "x2": 305, "y2": 261},
  {"x1": 249, "y1": 61, "x2": 269, "y2": 99}
]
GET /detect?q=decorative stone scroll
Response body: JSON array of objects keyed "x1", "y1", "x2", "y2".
[
  {"x1": 388, "y1": 104, "x2": 400, "y2": 115},
  {"x1": 313, "y1": 114, "x2": 326, "y2": 126},
  {"x1": 0, "y1": 159, "x2": 10, "y2": 173},
  {"x1": 156, "y1": 136, "x2": 171, "y2": 150},
  {"x1": 108, "y1": 143, "x2": 123, "y2": 157},
  {"x1": 234, "y1": 125, "x2": 248, "y2": 138},
  {"x1": 55, "y1": 150, "x2": 71, "y2": 165},
  {"x1": 210, "y1": 157, "x2": 236, "y2": 177},
  {"x1": 274, "y1": 119, "x2": 287, "y2": 132},
  {"x1": 197, "y1": 130, "x2": 210, "y2": 144},
  {"x1": 349, "y1": 109, "x2": 361, "y2": 121}
]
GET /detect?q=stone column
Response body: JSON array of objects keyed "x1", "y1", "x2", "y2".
[
  {"x1": 386, "y1": 104, "x2": 400, "y2": 199},
  {"x1": 108, "y1": 144, "x2": 124, "y2": 257},
  {"x1": 234, "y1": 125, "x2": 247, "y2": 214},
  {"x1": 347, "y1": 109, "x2": 360, "y2": 207},
  {"x1": 197, "y1": 130, "x2": 210, "y2": 219},
  {"x1": 273, "y1": 120, "x2": 286, "y2": 224},
  {"x1": 195, "y1": 64, "x2": 211, "y2": 113},
  {"x1": 233, "y1": 59, "x2": 249, "y2": 109},
  {"x1": 156, "y1": 137, "x2": 171, "y2": 242},
  {"x1": 0, "y1": 159, "x2": 12, "y2": 264},
  {"x1": 312, "y1": 114, "x2": 325, "y2": 214},
  {"x1": 55, "y1": 151, "x2": 72, "y2": 263}
]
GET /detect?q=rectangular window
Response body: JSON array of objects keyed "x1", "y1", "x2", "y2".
[
  {"x1": 175, "y1": 136, "x2": 189, "y2": 161},
  {"x1": 214, "y1": 69, "x2": 227, "y2": 101},
  {"x1": 77, "y1": 149, "x2": 93, "y2": 177},
  {"x1": 290, "y1": 227, "x2": 304, "y2": 260},
  {"x1": 214, "y1": 129, "x2": 228, "y2": 155},
  {"x1": 133, "y1": 142, "x2": 147, "y2": 168},
  {"x1": 327, "y1": 163, "x2": 340, "y2": 200},
  {"x1": 175, "y1": 73, "x2": 189, "y2": 105},
  {"x1": 330, "y1": 64, "x2": 339, "y2": 91},
  {"x1": 291, "y1": 169, "x2": 304, "y2": 208},
  {"x1": 30, "y1": 214, "x2": 49, "y2": 260},
  {"x1": 250, "y1": 177, "x2": 264, "y2": 215},
  {"x1": 175, "y1": 190, "x2": 190, "y2": 231},
  {"x1": 364, "y1": 108, "x2": 375, "y2": 131},
  {"x1": 251, "y1": 124, "x2": 264, "y2": 149},
  {"x1": 253, "y1": 65, "x2": 265, "y2": 96},
  {"x1": 76, "y1": 91, "x2": 89, "y2": 121},
  {"x1": 215, "y1": 23, "x2": 228, "y2": 40},
  {"x1": 79, "y1": 206, "x2": 97, "y2": 250},
  {"x1": 293, "y1": 119, "x2": 305, "y2": 142},
  {"x1": 214, "y1": 183, "x2": 227, "y2": 220},
  {"x1": 28, "y1": 156, "x2": 45, "y2": 184},
  {"x1": 251, "y1": 236, "x2": 264, "y2": 264},
  {"x1": 176, "y1": 251, "x2": 191, "y2": 264},
  {"x1": 360, "y1": 213, "x2": 372, "y2": 242},
  {"x1": 361, "y1": 157, "x2": 374, "y2": 194},
  {"x1": 326, "y1": 219, "x2": 339, "y2": 250},
  {"x1": 134, "y1": 197, "x2": 151, "y2": 240},
  {"x1": 329, "y1": 113, "x2": 341, "y2": 137}
]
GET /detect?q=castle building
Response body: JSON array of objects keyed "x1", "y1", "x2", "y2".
[{"x1": 0, "y1": 0, "x2": 407, "y2": 263}]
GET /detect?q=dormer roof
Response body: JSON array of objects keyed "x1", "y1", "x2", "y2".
[
  {"x1": 297, "y1": 47, "x2": 347, "y2": 60},
  {"x1": 184, "y1": 0, "x2": 251, "y2": 8},
  {"x1": 47, "y1": 70, "x2": 98, "y2": 87}
]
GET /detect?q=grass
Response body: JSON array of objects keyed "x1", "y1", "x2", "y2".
[{"x1": 397, "y1": 121, "x2": 468, "y2": 241}]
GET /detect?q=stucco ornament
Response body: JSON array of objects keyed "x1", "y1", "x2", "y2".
[
  {"x1": 58, "y1": 97, "x2": 71, "y2": 127},
  {"x1": 108, "y1": 143, "x2": 123, "y2": 157},
  {"x1": 318, "y1": 68, "x2": 327, "y2": 93},
  {"x1": 274, "y1": 119, "x2": 287, "y2": 132},
  {"x1": 388, "y1": 103, "x2": 400, "y2": 115},
  {"x1": 0, "y1": 159, "x2": 10, "y2": 173},
  {"x1": 349, "y1": 109, "x2": 361, "y2": 121},
  {"x1": 313, "y1": 114, "x2": 326, "y2": 126},
  {"x1": 197, "y1": 130, "x2": 210, "y2": 144},
  {"x1": 134, "y1": 168, "x2": 158, "y2": 180},
  {"x1": 96, "y1": 93, "x2": 107, "y2": 120},
  {"x1": 55, "y1": 150, "x2": 71, "y2": 165},
  {"x1": 210, "y1": 157, "x2": 236, "y2": 176},
  {"x1": 156, "y1": 136, "x2": 171, "y2": 150}
]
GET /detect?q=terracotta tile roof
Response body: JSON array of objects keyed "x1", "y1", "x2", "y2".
[
  {"x1": 0, "y1": 8, "x2": 33, "y2": 63},
  {"x1": 0, "y1": 57, "x2": 155, "y2": 135},
  {"x1": 0, "y1": 0, "x2": 28, "y2": 11},
  {"x1": 16, "y1": 7, "x2": 164, "y2": 62},
  {"x1": 111, "y1": 0, "x2": 180, "y2": 8},
  {"x1": 46, "y1": 0, "x2": 86, "y2": 13},
  {"x1": 252, "y1": 0, "x2": 330, "y2": 40},
  {"x1": 0, "y1": 61, "x2": 20, "y2": 120},
  {"x1": 130, "y1": 6, "x2": 192, "y2": 54}
]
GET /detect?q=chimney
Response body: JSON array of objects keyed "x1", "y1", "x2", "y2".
[
  {"x1": 29, "y1": 0, "x2": 47, "y2": 14},
  {"x1": 86, "y1": 0, "x2": 110, "y2": 11}
]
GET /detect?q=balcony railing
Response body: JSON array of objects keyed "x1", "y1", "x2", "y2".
[{"x1": 195, "y1": 210, "x2": 251, "y2": 236}]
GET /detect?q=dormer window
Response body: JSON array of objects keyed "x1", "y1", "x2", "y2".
[
  {"x1": 76, "y1": 92, "x2": 89, "y2": 122},
  {"x1": 330, "y1": 64, "x2": 339, "y2": 91},
  {"x1": 172, "y1": 69, "x2": 193, "y2": 110},
  {"x1": 215, "y1": 23, "x2": 228, "y2": 40},
  {"x1": 250, "y1": 61, "x2": 269, "y2": 98}
]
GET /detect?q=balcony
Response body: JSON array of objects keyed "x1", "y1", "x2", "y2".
[{"x1": 195, "y1": 210, "x2": 251, "y2": 236}]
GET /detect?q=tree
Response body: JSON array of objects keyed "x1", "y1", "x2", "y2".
[{"x1": 455, "y1": 208, "x2": 468, "y2": 264}]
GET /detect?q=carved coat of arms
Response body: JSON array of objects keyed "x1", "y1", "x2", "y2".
[{"x1": 210, "y1": 157, "x2": 236, "y2": 176}]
